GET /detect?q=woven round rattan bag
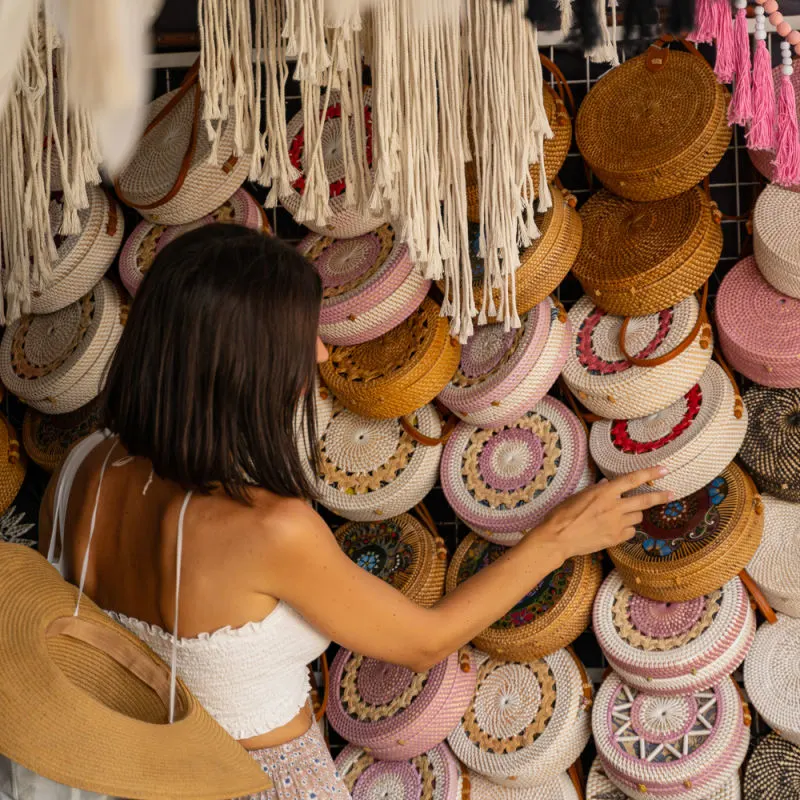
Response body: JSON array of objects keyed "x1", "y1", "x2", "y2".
[
  {"x1": 327, "y1": 648, "x2": 476, "y2": 761},
  {"x1": 740, "y1": 387, "x2": 800, "y2": 501},
  {"x1": 320, "y1": 298, "x2": 460, "y2": 420},
  {"x1": 446, "y1": 534, "x2": 602, "y2": 659},
  {"x1": 0, "y1": 415, "x2": 26, "y2": 517},
  {"x1": 440, "y1": 397, "x2": 590, "y2": 545},
  {"x1": 334, "y1": 513, "x2": 447, "y2": 608},
  {"x1": 593, "y1": 570, "x2": 755, "y2": 695},
  {"x1": 716, "y1": 256, "x2": 800, "y2": 387},
  {"x1": 300, "y1": 224, "x2": 430, "y2": 347},
  {"x1": 335, "y1": 743, "x2": 464, "y2": 800},
  {"x1": 753, "y1": 184, "x2": 800, "y2": 298},
  {"x1": 562, "y1": 292, "x2": 713, "y2": 420},
  {"x1": 438, "y1": 297, "x2": 570, "y2": 429},
  {"x1": 593, "y1": 673, "x2": 750, "y2": 800},
  {"x1": 576, "y1": 43, "x2": 731, "y2": 201},
  {"x1": 744, "y1": 733, "x2": 800, "y2": 800},
  {"x1": 467, "y1": 770, "x2": 580, "y2": 800},
  {"x1": 572, "y1": 187, "x2": 723, "y2": 316},
  {"x1": 447, "y1": 647, "x2": 592, "y2": 788},
  {"x1": 590, "y1": 360, "x2": 748, "y2": 500},
  {"x1": 0, "y1": 279, "x2": 126, "y2": 415},
  {"x1": 608, "y1": 462, "x2": 763, "y2": 602}
]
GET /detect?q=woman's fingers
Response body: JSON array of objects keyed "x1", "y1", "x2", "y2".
[
  {"x1": 619, "y1": 489, "x2": 674, "y2": 513},
  {"x1": 607, "y1": 466, "x2": 669, "y2": 495}
]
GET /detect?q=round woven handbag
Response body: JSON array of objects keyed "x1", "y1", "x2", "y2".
[
  {"x1": 320, "y1": 298, "x2": 461, "y2": 419},
  {"x1": 608, "y1": 462, "x2": 764, "y2": 602},
  {"x1": 282, "y1": 88, "x2": 386, "y2": 238},
  {"x1": 593, "y1": 673, "x2": 750, "y2": 800},
  {"x1": 572, "y1": 186, "x2": 723, "y2": 316},
  {"x1": 466, "y1": 770, "x2": 580, "y2": 800},
  {"x1": 744, "y1": 615, "x2": 800, "y2": 745},
  {"x1": 115, "y1": 63, "x2": 250, "y2": 226},
  {"x1": 31, "y1": 187, "x2": 124, "y2": 315},
  {"x1": 593, "y1": 570, "x2": 755, "y2": 695},
  {"x1": 333, "y1": 511, "x2": 447, "y2": 608},
  {"x1": 562, "y1": 292, "x2": 714, "y2": 420},
  {"x1": 716, "y1": 256, "x2": 800, "y2": 387},
  {"x1": 446, "y1": 534, "x2": 602, "y2": 659},
  {"x1": 335, "y1": 743, "x2": 464, "y2": 800},
  {"x1": 440, "y1": 397, "x2": 590, "y2": 545},
  {"x1": 590, "y1": 360, "x2": 748, "y2": 500},
  {"x1": 746, "y1": 495, "x2": 800, "y2": 618},
  {"x1": 438, "y1": 297, "x2": 570, "y2": 429},
  {"x1": 327, "y1": 648, "x2": 476, "y2": 761},
  {"x1": 744, "y1": 733, "x2": 800, "y2": 800},
  {"x1": 22, "y1": 397, "x2": 104, "y2": 474},
  {"x1": 300, "y1": 224, "x2": 430, "y2": 347},
  {"x1": 447, "y1": 647, "x2": 592, "y2": 788},
  {"x1": 587, "y1": 758, "x2": 741, "y2": 800},
  {"x1": 753, "y1": 184, "x2": 800, "y2": 298},
  {"x1": 301, "y1": 396, "x2": 442, "y2": 521},
  {"x1": 576, "y1": 41, "x2": 731, "y2": 202},
  {"x1": 0, "y1": 415, "x2": 26, "y2": 517},
  {"x1": 119, "y1": 188, "x2": 270, "y2": 296},
  {"x1": 0, "y1": 279, "x2": 127, "y2": 415},
  {"x1": 739, "y1": 386, "x2": 800, "y2": 501}
]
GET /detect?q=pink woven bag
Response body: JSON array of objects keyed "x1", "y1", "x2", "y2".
[{"x1": 716, "y1": 255, "x2": 800, "y2": 388}]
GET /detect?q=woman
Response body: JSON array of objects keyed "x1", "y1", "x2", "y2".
[{"x1": 40, "y1": 223, "x2": 672, "y2": 799}]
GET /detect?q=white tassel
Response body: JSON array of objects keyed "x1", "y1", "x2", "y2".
[{"x1": 586, "y1": 0, "x2": 620, "y2": 65}]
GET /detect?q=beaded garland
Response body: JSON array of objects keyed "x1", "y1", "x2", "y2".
[
  {"x1": 327, "y1": 648, "x2": 476, "y2": 761},
  {"x1": 593, "y1": 571, "x2": 755, "y2": 695},
  {"x1": 466, "y1": 769, "x2": 580, "y2": 800},
  {"x1": 743, "y1": 734, "x2": 800, "y2": 800}
]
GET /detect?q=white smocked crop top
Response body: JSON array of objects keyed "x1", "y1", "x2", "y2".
[{"x1": 49, "y1": 432, "x2": 330, "y2": 740}]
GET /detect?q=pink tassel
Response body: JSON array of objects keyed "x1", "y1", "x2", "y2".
[
  {"x1": 713, "y1": 0, "x2": 735, "y2": 83},
  {"x1": 728, "y1": 5, "x2": 753, "y2": 125},
  {"x1": 747, "y1": 39, "x2": 776, "y2": 150},
  {"x1": 773, "y1": 72, "x2": 800, "y2": 186},
  {"x1": 689, "y1": 0, "x2": 715, "y2": 44}
]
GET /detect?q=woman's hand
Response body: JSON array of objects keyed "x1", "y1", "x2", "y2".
[{"x1": 535, "y1": 466, "x2": 673, "y2": 558}]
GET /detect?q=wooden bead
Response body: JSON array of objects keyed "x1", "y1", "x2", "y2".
[
  {"x1": 778, "y1": 20, "x2": 792, "y2": 36},
  {"x1": 789, "y1": 29, "x2": 800, "y2": 44},
  {"x1": 764, "y1": 0, "x2": 779, "y2": 12},
  {"x1": 770, "y1": 11, "x2": 784, "y2": 25}
]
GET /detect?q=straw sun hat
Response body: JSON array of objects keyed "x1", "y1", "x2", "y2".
[{"x1": 0, "y1": 544, "x2": 271, "y2": 799}]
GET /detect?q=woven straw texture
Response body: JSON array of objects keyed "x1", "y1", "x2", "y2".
[
  {"x1": 119, "y1": 188, "x2": 269, "y2": 297},
  {"x1": 22, "y1": 397, "x2": 104, "y2": 474},
  {"x1": 744, "y1": 733, "x2": 800, "y2": 800},
  {"x1": 466, "y1": 769, "x2": 580, "y2": 800},
  {"x1": 327, "y1": 648, "x2": 476, "y2": 761},
  {"x1": 716, "y1": 256, "x2": 800, "y2": 387},
  {"x1": 572, "y1": 187, "x2": 723, "y2": 316},
  {"x1": 301, "y1": 397, "x2": 442, "y2": 521},
  {"x1": 320, "y1": 298, "x2": 461, "y2": 419},
  {"x1": 608, "y1": 463, "x2": 763, "y2": 602},
  {"x1": 334, "y1": 514, "x2": 447, "y2": 608},
  {"x1": 745, "y1": 615, "x2": 800, "y2": 746},
  {"x1": 590, "y1": 360, "x2": 748, "y2": 500},
  {"x1": 447, "y1": 647, "x2": 591, "y2": 788},
  {"x1": 746, "y1": 495, "x2": 800, "y2": 618},
  {"x1": 300, "y1": 224, "x2": 430, "y2": 347},
  {"x1": 593, "y1": 673, "x2": 750, "y2": 800},
  {"x1": 31, "y1": 187, "x2": 124, "y2": 315},
  {"x1": 116, "y1": 86, "x2": 250, "y2": 226},
  {"x1": 282, "y1": 89, "x2": 387, "y2": 238},
  {"x1": 335, "y1": 743, "x2": 464, "y2": 799},
  {"x1": 446, "y1": 535, "x2": 602, "y2": 659},
  {"x1": 443, "y1": 188, "x2": 582, "y2": 320},
  {"x1": 440, "y1": 396, "x2": 589, "y2": 544},
  {"x1": 465, "y1": 86, "x2": 572, "y2": 222},
  {"x1": 593, "y1": 571, "x2": 755, "y2": 695},
  {"x1": 438, "y1": 297, "x2": 570, "y2": 429},
  {"x1": 562, "y1": 294, "x2": 713, "y2": 420},
  {"x1": 753, "y1": 185, "x2": 800, "y2": 299},
  {"x1": 0, "y1": 279, "x2": 126, "y2": 415},
  {"x1": 0, "y1": 415, "x2": 26, "y2": 517},
  {"x1": 740, "y1": 386, "x2": 800, "y2": 501},
  {"x1": 576, "y1": 47, "x2": 731, "y2": 201}
]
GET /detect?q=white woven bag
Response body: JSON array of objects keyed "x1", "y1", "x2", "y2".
[
  {"x1": 562, "y1": 293, "x2": 713, "y2": 420},
  {"x1": 31, "y1": 186, "x2": 124, "y2": 314},
  {"x1": 590, "y1": 360, "x2": 748, "y2": 499},
  {"x1": 467, "y1": 770, "x2": 580, "y2": 800},
  {"x1": 753, "y1": 184, "x2": 800, "y2": 298},
  {"x1": 746, "y1": 495, "x2": 800, "y2": 617}
]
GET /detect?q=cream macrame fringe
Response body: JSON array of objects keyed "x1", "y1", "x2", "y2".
[{"x1": 586, "y1": 0, "x2": 620, "y2": 65}]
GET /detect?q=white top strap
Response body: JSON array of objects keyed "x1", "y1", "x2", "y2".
[{"x1": 170, "y1": 490, "x2": 193, "y2": 724}]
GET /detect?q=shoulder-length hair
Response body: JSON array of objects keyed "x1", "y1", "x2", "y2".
[{"x1": 104, "y1": 223, "x2": 322, "y2": 502}]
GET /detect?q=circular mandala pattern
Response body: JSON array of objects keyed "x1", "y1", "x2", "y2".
[
  {"x1": 744, "y1": 733, "x2": 800, "y2": 800},
  {"x1": 327, "y1": 648, "x2": 476, "y2": 761}
]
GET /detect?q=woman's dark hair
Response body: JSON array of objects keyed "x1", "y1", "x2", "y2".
[{"x1": 104, "y1": 223, "x2": 322, "y2": 502}]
